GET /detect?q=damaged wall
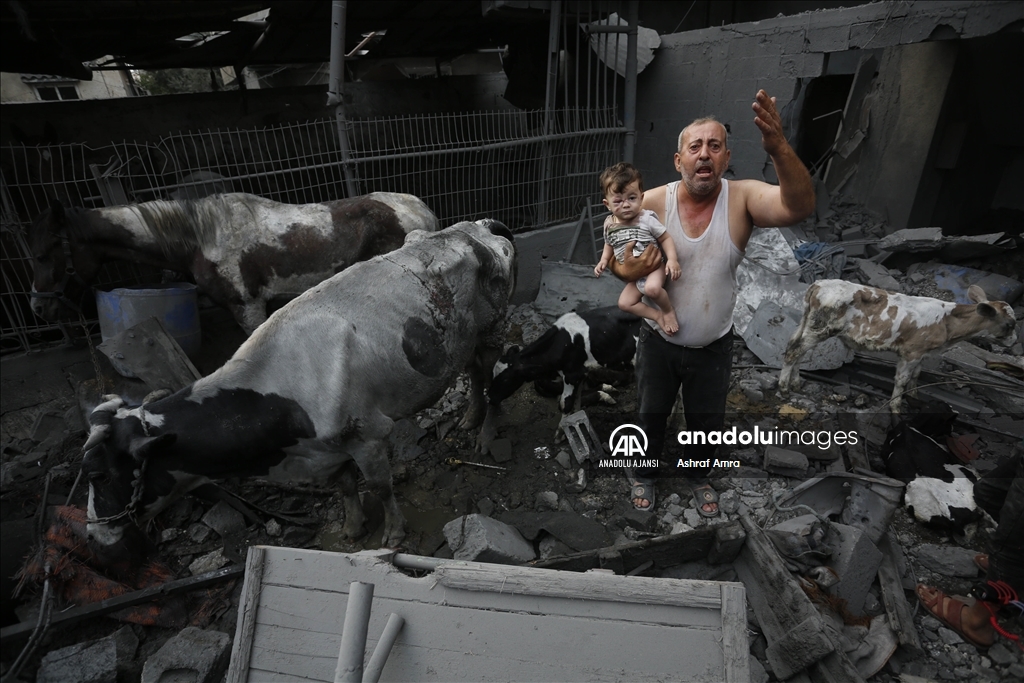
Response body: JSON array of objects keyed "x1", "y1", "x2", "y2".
[{"x1": 635, "y1": 0, "x2": 1024, "y2": 232}]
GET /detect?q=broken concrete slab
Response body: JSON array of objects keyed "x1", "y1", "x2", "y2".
[
  {"x1": 853, "y1": 258, "x2": 902, "y2": 291},
  {"x1": 96, "y1": 317, "x2": 202, "y2": 390},
  {"x1": 741, "y1": 300, "x2": 853, "y2": 370},
  {"x1": 841, "y1": 227, "x2": 867, "y2": 257},
  {"x1": 938, "y1": 232, "x2": 1015, "y2": 261},
  {"x1": 533, "y1": 261, "x2": 626, "y2": 320},
  {"x1": 825, "y1": 522, "x2": 883, "y2": 615},
  {"x1": 878, "y1": 227, "x2": 944, "y2": 253},
  {"x1": 734, "y1": 230, "x2": 807, "y2": 336},
  {"x1": 912, "y1": 543, "x2": 980, "y2": 578},
  {"x1": 189, "y1": 548, "x2": 230, "y2": 576},
  {"x1": 142, "y1": 626, "x2": 231, "y2": 683},
  {"x1": 201, "y1": 501, "x2": 246, "y2": 538},
  {"x1": 498, "y1": 510, "x2": 610, "y2": 551},
  {"x1": 37, "y1": 625, "x2": 138, "y2": 683},
  {"x1": 443, "y1": 513, "x2": 536, "y2": 564}
]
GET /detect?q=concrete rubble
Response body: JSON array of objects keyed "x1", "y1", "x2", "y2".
[
  {"x1": 3, "y1": 176, "x2": 1023, "y2": 683},
  {"x1": 140, "y1": 627, "x2": 231, "y2": 683}
]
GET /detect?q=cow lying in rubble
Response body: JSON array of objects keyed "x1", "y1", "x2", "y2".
[
  {"x1": 779, "y1": 280, "x2": 1017, "y2": 413},
  {"x1": 81, "y1": 220, "x2": 516, "y2": 560},
  {"x1": 489, "y1": 306, "x2": 641, "y2": 413}
]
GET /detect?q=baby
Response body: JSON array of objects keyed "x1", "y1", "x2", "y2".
[{"x1": 594, "y1": 162, "x2": 681, "y2": 335}]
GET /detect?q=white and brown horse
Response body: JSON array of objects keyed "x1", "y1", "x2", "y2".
[{"x1": 26, "y1": 192, "x2": 438, "y2": 333}]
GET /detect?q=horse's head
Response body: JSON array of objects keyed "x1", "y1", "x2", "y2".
[{"x1": 26, "y1": 201, "x2": 95, "y2": 321}]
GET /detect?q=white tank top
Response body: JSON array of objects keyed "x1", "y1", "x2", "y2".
[{"x1": 651, "y1": 179, "x2": 745, "y2": 347}]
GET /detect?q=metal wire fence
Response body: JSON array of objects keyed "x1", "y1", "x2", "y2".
[{"x1": 1, "y1": 107, "x2": 624, "y2": 353}]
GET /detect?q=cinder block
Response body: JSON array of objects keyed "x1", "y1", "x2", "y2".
[
  {"x1": 782, "y1": 52, "x2": 826, "y2": 78},
  {"x1": 764, "y1": 446, "x2": 809, "y2": 477},
  {"x1": 726, "y1": 36, "x2": 768, "y2": 61},
  {"x1": 850, "y1": 18, "x2": 902, "y2": 49},
  {"x1": 774, "y1": 28, "x2": 807, "y2": 56},
  {"x1": 443, "y1": 514, "x2": 536, "y2": 564},
  {"x1": 708, "y1": 522, "x2": 747, "y2": 564},
  {"x1": 141, "y1": 627, "x2": 231, "y2": 683},
  {"x1": 806, "y1": 25, "x2": 851, "y2": 53},
  {"x1": 825, "y1": 522, "x2": 883, "y2": 615}
]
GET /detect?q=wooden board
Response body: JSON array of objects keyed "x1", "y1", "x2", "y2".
[{"x1": 229, "y1": 547, "x2": 749, "y2": 683}]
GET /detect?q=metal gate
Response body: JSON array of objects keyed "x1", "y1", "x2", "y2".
[{"x1": 1, "y1": 1, "x2": 639, "y2": 354}]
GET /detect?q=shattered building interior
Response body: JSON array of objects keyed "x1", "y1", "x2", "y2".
[{"x1": 1, "y1": 1, "x2": 1023, "y2": 681}]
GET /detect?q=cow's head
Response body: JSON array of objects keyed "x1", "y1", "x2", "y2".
[
  {"x1": 967, "y1": 285, "x2": 1017, "y2": 347},
  {"x1": 25, "y1": 202, "x2": 97, "y2": 321},
  {"x1": 81, "y1": 395, "x2": 176, "y2": 568}
]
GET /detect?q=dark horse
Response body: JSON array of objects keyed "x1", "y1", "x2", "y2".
[{"x1": 26, "y1": 192, "x2": 438, "y2": 333}]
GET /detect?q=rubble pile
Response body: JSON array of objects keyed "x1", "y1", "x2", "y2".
[{"x1": 2, "y1": 200, "x2": 1022, "y2": 681}]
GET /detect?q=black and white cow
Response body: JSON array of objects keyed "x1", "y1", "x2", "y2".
[
  {"x1": 81, "y1": 220, "x2": 516, "y2": 561},
  {"x1": 489, "y1": 306, "x2": 641, "y2": 412}
]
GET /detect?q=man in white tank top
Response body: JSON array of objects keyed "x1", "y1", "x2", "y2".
[{"x1": 610, "y1": 90, "x2": 815, "y2": 513}]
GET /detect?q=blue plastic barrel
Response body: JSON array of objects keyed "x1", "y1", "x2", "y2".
[{"x1": 95, "y1": 283, "x2": 201, "y2": 358}]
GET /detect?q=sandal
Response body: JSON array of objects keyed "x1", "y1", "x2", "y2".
[
  {"x1": 915, "y1": 584, "x2": 993, "y2": 649},
  {"x1": 630, "y1": 478, "x2": 655, "y2": 512},
  {"x1": 692, "y1": 484, "x2": 720, "y2": 518}
]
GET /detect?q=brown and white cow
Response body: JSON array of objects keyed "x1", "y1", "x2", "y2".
[
  {"x1": 779, "y1": 280, "x2": 1017, "y2": 412},
  {"x1": 27, "y1": 192, "x2": 438, "y2": 333},
  {"x1": 80, "y1": 220, "x2": 516, "y2": 563}
]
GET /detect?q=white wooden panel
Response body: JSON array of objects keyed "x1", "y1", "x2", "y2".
[{"x1": 232, "y1": 547, "x2": 745, "y2": 683}]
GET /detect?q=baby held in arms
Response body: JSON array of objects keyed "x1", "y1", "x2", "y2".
[{"x1": 594, "y1": 162, "x2": 681, "y2": 335}]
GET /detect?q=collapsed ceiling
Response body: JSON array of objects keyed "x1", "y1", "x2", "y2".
[{"x1": 1, "y1": 1, "x2": 544, "y2": 80}]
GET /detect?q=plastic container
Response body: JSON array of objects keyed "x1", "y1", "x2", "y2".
[{"x1": 95, "y1": 283, "x2": 201, "y2": 358}]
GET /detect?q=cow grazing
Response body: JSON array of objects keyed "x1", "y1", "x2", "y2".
[
  {"x1": 779, "y1": 280, "x2": 1017, "y2": 412},
  {"x1": 27, "y1": 192, "x2": 439, "y2": 333},
  {"x1": 489, "y1": 306, "x2": 641, "y2": 413},
  {"x1": 80, "y1": 220, "x2": 516, "y2": 562}
]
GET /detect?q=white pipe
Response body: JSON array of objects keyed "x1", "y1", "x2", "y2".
[
  {"x1": 361, "y1": 613, "x2": 405, "y2": 683},
  {"x1": 334, "y1": 582, "x2": 374, "y2": 683}
]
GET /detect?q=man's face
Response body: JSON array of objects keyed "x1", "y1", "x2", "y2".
[
  {"x1": 602, "y1": 180, "x2": 643, "y2": 223},
  {"x1": 675, "y1": 122, "x2": 730, "y2": 198}
]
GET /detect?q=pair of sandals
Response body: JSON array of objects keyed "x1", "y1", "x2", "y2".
[{"x1": 629, "y1": 475, "x2": 718, "y2": 517}]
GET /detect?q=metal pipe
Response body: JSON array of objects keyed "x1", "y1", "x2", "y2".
[
  {"x1": 392, "y1": 553, "x2": 446, "y2": 571},
  {"x1": 327, "y1": 0, "x2": 359, "y2": 198},
  {"x1": 538, "y1": 1, "x2": 562, "y2": 226},
  {"x1": 361, "y1": 613, "x2": 405, "y2": 683},
  {"x1": 334, "y1": 582, "x2": 374, "y2": 683},
  {"x1": 623, "y1": 1, "x2": 639, "y2": 163}
]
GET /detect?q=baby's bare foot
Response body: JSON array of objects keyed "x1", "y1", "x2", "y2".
[{"x1": 657, "y1": 311, "x2": 679, "y2": 336}]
